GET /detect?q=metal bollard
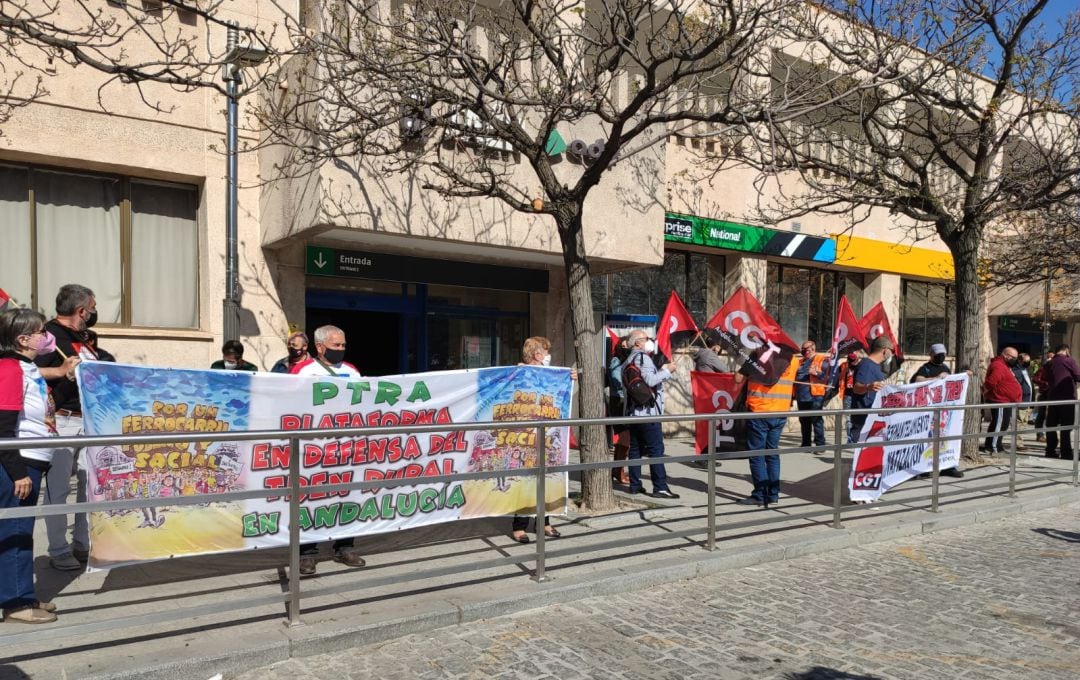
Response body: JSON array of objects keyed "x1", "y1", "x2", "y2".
[
  {"x1": 931, "y1": 409, "x2": 941, "y2": 513},
  {"x1": 287, "y1": 436, "x2": 303, "y2": 627},
  {"x1": 1008, "y1": 405, "x2": 1018, "y2": 498},
  {"x1": 533, "y1": 425, "x2": 547, "y2": 582},
  {"x1": 832, "y1": 412, "x2": 843, "y2": 529},
  {"x1": 706, "y1": 416, "x2": 717, "y2": 551}
]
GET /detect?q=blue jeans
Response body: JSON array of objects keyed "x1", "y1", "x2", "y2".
[
  {"x1": 0, "y1": 465, "x2": 43, "y2": 610},
  {"x1": 797, "y1": 398, "x2": 826, "y2": 446},
  {"x1": 849, "y1": 413, "x2": 867, "y2": 444},
  {"x1": 627, "y1": 422, "x2": 669, "y2": 493},
  {"x1": 746, "y1": 416, "x2": 785, "y2": 502}
]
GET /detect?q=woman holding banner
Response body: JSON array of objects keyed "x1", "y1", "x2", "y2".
[{"x1": 0, "y1": 308, "x2": 67, "y2": 624}]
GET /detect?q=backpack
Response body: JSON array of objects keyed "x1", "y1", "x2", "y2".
[{"x1": 622, "y1": 354, "x2": 657, "y2": 407}]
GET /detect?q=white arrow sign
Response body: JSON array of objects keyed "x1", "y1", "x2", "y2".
[{"x1": 313, "y1": 252, "x2": 328, "y2": 269}]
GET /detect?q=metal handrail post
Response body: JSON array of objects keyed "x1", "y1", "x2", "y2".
[
  {"x1": 286, "y1": 436, "x2": 303, "y2": 627},
  {"x1": 1008, "y1": 405, "x2": 1018, "y2": 498},
  {"x1": 532, "y1": 425, "x2": 547, "y2": 582},
  {"x1": 931, "y1": 407, "x2": 941, "y2": 513},
  {"x1": 1073, "y1": 402, "x2": 1079, "y2": 487},
  {"x1": 706, "y1": 415, "x2": 717, "y2": 551},
  {"x1": 832, "y1": 412, "x2": 843, "y2": 529}
]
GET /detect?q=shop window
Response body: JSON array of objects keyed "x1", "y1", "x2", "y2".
[
  {"x1": 0, "y1": 163, "x2": 199, "y2": 328},
  {"x1": 592, "y1": 251, "x2": 714, "y2": 321},
  {"x1": 767, "y1": 263, "x2": 864, "y2": 346},
  {"x1": 901, "y1": 280, "x2": 953, "y2": 355}
]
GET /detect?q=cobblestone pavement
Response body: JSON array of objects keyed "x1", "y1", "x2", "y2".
[{"x1": 234, "y1": 504, "x2": 1080, "y2": 680}]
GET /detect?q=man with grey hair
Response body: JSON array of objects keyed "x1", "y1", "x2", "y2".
[
  {"x1": 289, "y1": 325, "x2": 360, "y2": 379},
  {"x1": 622, "y1": 329, "x2": 680, "y2": 499},
  {"x1": 34, "y1": 284, "x2": 99, "y2": 570},
  {"x1": 288, "y1": 324, "x2": 365, "y2": 574}
]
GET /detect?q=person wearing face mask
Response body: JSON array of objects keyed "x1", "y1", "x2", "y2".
[
  {"x1": 0, "y1": 308, "x2": 64, "y2": 623},
  {"x1": 981, "y1": 347, "x2": 1022, "y2": 455},
  {"x1": 271, "y1": 331, "x2": 310, "y2": 374},
  {"x1": 622, "y1": 329, "x2": 680, "y2": 499},
  {"x1": 794, "y1": 340, "x2": 832, "y2": 450},
  {"x1": 289, "y1": 325, "x2": 365, "y2": 574},
  {"x1": 34, "y1": 284, "x2": 99, "y2": 571},
  {"x1": 911, "y1": 343, "x2": 951, "y2": 383},
  {"x1": 510, "y1": 336, "x2": 574, "y2": 543},
  {"x1": 210, "y1": 340, "x2": 259, "y2": 372},
  {"x1": 849, "y1": 336, "x2": 895, "y2": 443}
]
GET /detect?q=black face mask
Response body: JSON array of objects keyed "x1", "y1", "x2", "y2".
[
  {"x1": 931, "y1": 354, "x2": 946, "y2": 365},
  {"x1": 85, "y1": 310, "x2": 98, "y2": 329},
  {"x1": 322, "y1": 348, "x2": 346, "y2": 365},
  {"x1": 1005, "y1": 357, "x2": 1018, "y2": 367},
  {"x1": 288, "y1": 347, "x2": 306, "y2": 360}
]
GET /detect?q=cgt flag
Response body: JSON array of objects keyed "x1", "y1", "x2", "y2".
[
  {"x1": 859, "y1": 302, "x2": 904, "y2": 366},
  {"x1": 704, "y1": 286, "x2": 798, "y2": 386},
  {"x1": 831, "y1": 295, "x2": 868, "y2": 358},
  {"x1": 0, "y1": 288, "x2": 15, "y2": 313},
  {"x1": 657, "y1": 290, "x2": 699, "y2": 361},
  {"x1": 691, "y1": 371, "x2": 742, "y2": 454},
  {"x1": 605, "y1": 326, "x2": 621, "y2": 355}
]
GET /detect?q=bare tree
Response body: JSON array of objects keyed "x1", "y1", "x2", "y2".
[
  {"x1": 0, "y1": 0, "x2": 276, "y2": 121},
  {"x1": 733, "y1": 0, "x2": 1080, "y2": 463},
  {"x1": 256, "y1": 0, "x2": 838, "y2": 510}
]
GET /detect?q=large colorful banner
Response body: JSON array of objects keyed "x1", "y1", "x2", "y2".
[
  {"x1": 849, "y1": 374, "x2": 969, "y2": 502},
  {"x1": 77, "y1": 362, "x2": 573, "y2": 569},
  {"x1": 690, "y1": 371, "x2": 742, "y2": 454}
]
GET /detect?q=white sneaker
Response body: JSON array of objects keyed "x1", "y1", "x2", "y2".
[{"x1": 49, "y1": 552, "x2": 83, "y2": 571}]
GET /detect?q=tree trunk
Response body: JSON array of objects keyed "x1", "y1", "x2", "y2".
[
  {"x1": 951, "y1": 232, "x2": 985, "y2": 466},
  {"x1": 556, "y1": 207, "x2": 617, "y2": 511}
]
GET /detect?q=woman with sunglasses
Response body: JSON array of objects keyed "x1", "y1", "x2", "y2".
[{"x1": 0, "y1": 308, "x2": 62, "y2": 623}]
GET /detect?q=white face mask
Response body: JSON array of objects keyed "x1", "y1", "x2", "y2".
[
  {"x1": 224, "y1": 361, "x2": 237, "y2": 370},
  {"x1": 643, "y1": 340, "x2": 656, "y2": 354},
  {"x1": 541, "y1": 354, "x2": 552, "y2": 366}
]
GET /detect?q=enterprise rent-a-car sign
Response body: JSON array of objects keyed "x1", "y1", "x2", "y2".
[{"x1": 664, "y1": 212, "x2": 836, "y2": 264}]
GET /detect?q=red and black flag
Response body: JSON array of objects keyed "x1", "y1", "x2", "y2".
[
  {"x1": 704, "y1": 286, "x2": 798, "y2": 386},
  {"x1": 0, "y1": 288, "x2": 15, "y2": 313},
  {"x1": 657, "y1": 290, "x2": 699, "y2": 362},
  {"x1": 859, "y1": 302, "x2": 904, "y2": 361},
  {"x1": 690, "y1": 371, "x2": 744, "y2": 453},
  {"x1": 831, "y1": 295, "x2": 867, "y2": 358},
  {"x1": 605, "y1": 326, "x2": 620, "y2": 355}
]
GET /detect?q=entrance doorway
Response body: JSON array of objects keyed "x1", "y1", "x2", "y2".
[{"x1": 305, "y1": 283, "x2": 529, "y2": 377}]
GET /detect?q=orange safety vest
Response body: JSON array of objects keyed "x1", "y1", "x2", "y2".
[
  {"x1": 808, "y1": 354, "x2": 829, "y2": 398},
  {"x1": 747, "y1": 356, "x2": 798, "y2": 413}
]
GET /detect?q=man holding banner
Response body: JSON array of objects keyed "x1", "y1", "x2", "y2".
[
  {"x1": 733, "y1": 350, "x2": 798, "y2": 507},
  {"x1": 849, "y1": 336, "x2": 893, "y2": 443}
]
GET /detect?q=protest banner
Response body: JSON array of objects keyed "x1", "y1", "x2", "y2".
[
  {"x1": 690, "y1": 371, "x2": 744, "y2": 454},
  {"x1": 849, "y1": 373, "x2": 969, "y2": 502},
  {"x1": 77, "y1": 362, "x2": 573, "y2": 569}
]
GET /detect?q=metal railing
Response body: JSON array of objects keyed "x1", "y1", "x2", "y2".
[{"x1": 0, "y1": 398, "x2": 1078, "y2": 645}]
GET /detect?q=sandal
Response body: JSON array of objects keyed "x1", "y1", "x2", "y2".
[
  {"x1": 511, "y1": 532, "x2": 530, "y2": 544},
  {"x1": 543, "y1": 528, "x2": 561, "y2": 538}
]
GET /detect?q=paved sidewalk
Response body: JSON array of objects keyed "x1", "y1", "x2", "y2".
[
  {"x1": 1, "y1": 432, "x2": 1077, "y2": 679},
  {"x1": 234, "y1": 502, "x2": 1080, "y2": 680}
]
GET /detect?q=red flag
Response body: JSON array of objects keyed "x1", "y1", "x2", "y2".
[
  {"x1": 831, "y1": 295, "x2": 867, "y2": 358},
  {"x1": 0, "y1": 288, "x2": 15, "y2": 313},
  {"x1": 691, "y1": 372, "x2": 740, "y2": 454},
  {"x1": 606, "y1": 326, "x2": 620, "y2": 355},
  {"x1": 704, "y1": 286, "x2": 797, "y2": 386},
  {"x1": 858, "y1": 302, "x2": 904, "y2": 361},
  {"x1": 657, "y1": 290, "x2": 699, "y2": 361}
]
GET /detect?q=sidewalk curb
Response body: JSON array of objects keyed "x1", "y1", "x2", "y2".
[{"x1": 78, "y1": 486, "x2": 1080, "y2": 680}]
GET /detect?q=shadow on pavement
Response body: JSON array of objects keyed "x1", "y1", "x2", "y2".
[
  {"x1": 1032, "y1": 527, "x2": 1080, "y2": 542},
  {"x1": 0, "y1": 665, "x2": 32, "y2": 680},
  {"x1": 783, "y1": 666, "x2": 884, "y2": 680}
]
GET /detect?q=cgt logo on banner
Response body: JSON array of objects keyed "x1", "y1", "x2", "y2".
[
  {"x1": 848, "y1": 373, "x2": 969, "y2": 502},
  {"x1": 691, "y1": 372, "x2": 743, "y2": 453}
]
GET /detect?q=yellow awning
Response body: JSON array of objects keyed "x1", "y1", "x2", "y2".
[{"x1": 833, "y1": 235, "x2": 954, "y2": 281}]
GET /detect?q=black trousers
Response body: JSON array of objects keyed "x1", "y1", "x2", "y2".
[
  {"x1": 512, "y1": 515, "x2": 551, "y2": 532},
  {"x1": 300, "y1": 537, "x2": 353, "y2": 556},
  {"x1": 1045, "y1": 404, "x2": 1076, "y2": 458},
  {"x1": 984, "y1": 406, "x2": 1012, "y2": 453}
]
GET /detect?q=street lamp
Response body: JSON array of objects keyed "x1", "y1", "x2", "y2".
[{"x1": 221, "y1": 22, "x2": 269, "y2": 342}]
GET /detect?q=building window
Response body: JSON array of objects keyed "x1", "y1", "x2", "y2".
[
  {"x1": 766, "y1": 263, "x2": 864, "y2": 346},
  {"x1": 0, "y1": 163, "x2": 199, "y2": 329},
  {"x1": 901, "y1": 280, "x2": 953, "y2": 355},
  {"x1": 592, "y1": 251, "x2": 714, "y2": 322}
]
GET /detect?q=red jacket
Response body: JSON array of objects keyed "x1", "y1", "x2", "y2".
[{"x1": 982, "y1": 356, "x2": 1022, "y2": 403}]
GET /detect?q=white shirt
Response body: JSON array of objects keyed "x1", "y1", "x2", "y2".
[
  {"x1": 290, "y1": 358, "x2": 362, "y2": 380},
  {"x1": 0, "y1": 356, "x2": 56, "y2": 463}
]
